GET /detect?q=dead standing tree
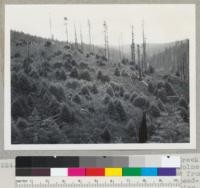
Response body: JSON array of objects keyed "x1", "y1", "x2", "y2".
[
  {"x1": 131, "y1": 25, "x2": 136, "y2": 65},
  {"x1": 49, "y1": 13, "x2": 54, "y2": 40},
  {"x1": 118, "y1": 36, "x2": 122, "y2": 62},
  {"x1": 64, "y1": 17, "x2": 69, "y2": 44},
  {"x1": 74, "y1": 23, "x2": 78, "y2": 49},
  {"x1": 103, "y1": 21, "x2": 110, "y2": 62},
  {"x1": 142, "y1": 21, "x2": 147, "y2": 73},
  {"x1": 88, "y1": 19, "x2": 92, "y2": 52},
  {"x1": 139, "y1": 111, "x2": 147, "y2": 143},
  {"x1": 137, "y1": 44, "x2": 142, "y2": 80},
  {"x1": 79, "y1": 23, "x2": 84, "y2": 51}
]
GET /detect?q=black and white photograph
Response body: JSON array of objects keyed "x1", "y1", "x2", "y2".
[{"x1": 4, "y1": 4, "x2": 196, "y2": 149}]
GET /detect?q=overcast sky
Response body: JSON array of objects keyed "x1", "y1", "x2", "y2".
[{"x1": 5, "y1": 4, "x2": 195, "y2": 46}]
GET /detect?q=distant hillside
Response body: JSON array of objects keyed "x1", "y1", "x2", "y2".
[
  {"x1": 149, "y1": 40, "x2": 189, "y2": 81},
  {"x1": 118, "y1": 41, "x2": 184, "y2": 60},
  {"x1": 10, "y1": 30, "x2": 189, "y2": 144}
]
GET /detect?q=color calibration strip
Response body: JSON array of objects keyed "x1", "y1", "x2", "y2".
[
  {"x1": 16, "y1": 156, "x2": 180, "y2": 168},
  {"x1": 16, "y1": 167, "x2": 177, "y2": 177}
]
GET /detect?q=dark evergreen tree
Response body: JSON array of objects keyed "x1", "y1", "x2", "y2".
[{"x1": 139, "y1": 111, "x2": 147, "y2": 143}]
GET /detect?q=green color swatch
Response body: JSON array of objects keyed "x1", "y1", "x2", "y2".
[{"x1": 122, "y1": 168, "x2": 141, "y2": 176}]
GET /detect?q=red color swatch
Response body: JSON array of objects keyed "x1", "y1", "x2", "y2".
[{"x1": 85, "y1": 168, "x2": 105, "y2": 176}]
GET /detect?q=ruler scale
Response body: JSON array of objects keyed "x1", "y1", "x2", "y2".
[{"x1": 16, "y1": 177, "x2": 181, "y2": 188}]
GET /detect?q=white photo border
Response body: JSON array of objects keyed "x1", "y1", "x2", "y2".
[{"x1": 4, "y1": 4, "x2": 196, "y2": 150}]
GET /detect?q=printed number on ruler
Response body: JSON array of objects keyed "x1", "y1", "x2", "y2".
[{"x1": 16, "y1": 177, "x2": 181, "y2": 188}]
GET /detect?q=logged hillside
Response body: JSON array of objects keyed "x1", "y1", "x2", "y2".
[
  {"x1": 149, "y1": 40, "x2": 189, "y2": 81},
  {"x1": 11, "y1": 31, "x2": 189, "y2": 144}
]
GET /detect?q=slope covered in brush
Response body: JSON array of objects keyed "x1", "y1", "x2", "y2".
[{"x1": 11, "y1": 31, "x2": 189, "y2": 144}]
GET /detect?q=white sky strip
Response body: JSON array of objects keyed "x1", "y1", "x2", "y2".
[{"x1": 5, "y1": 4, "x2": 195, "y2": 46}]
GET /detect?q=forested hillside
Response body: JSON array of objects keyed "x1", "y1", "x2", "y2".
[
  {"x1": 11, "y1": 31, "x2": 189, "y2": 144},
  {"x1": 149, "y1": 40, "x2": 189, "y2": 81}
]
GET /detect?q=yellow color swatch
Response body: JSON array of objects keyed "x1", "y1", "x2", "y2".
[{"x1": 105, "y1": 168, "x2": 122, "y2": 176}]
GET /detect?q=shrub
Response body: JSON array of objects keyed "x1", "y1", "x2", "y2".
[
  {"x1": 79, "y1": 62, "x2": 88, "y2": 69},
  {"x1": 12, "y1": 97, "x2": 29, "y2": 119},
  {"x1": 53, "y1": 62, "x2": 63, "y2": 69},
  {"x1": 73, "y1": 94, "x2": 82, "y2": 104},
  {"x1": 55, "y1": 70, "x2": 67, "y2": 80},
  {"x1": 121, "y1": 70, "x2": 129, "y2": 77},
  {"x1": 14, "y1": 52, "x2": 21, "y2": 58},
  {"x1": 108, "y1": 100, "x2": 127, "y2": 121},
  {"x1": 12, "y1": 124, "x2": 21, "y2": 143},
  {"x1": 100, "y1": 128, "x2": 111, "y2": 143},
  {"x1": 80, "y1": 85, "x2": 90, "y2": 96},
  {"x1": 23, "y1": 61, "x2": 32, "y2": 74},
  {"x1": 101, "y1": 74, "x2": 110, "y2": 83},
  {"x1": 119, "y1": 86, "x2": 124, "y2": 97},
  {"x1": 110, "y1": 82, "x2": 120, "y2": 92},
  {"x1": 106, "y1": 86, "x2": 114, "y2": 97},
  {"x1": 130, "y1": 92, "x2": 138, "y2": 102},
  {"x1": 71, "y1": 59, "x2": 77, "y2": 66},
  {"x1": 49, "y1": 84, "x2": 66, "y2": 102},
  {"x1": 101, "y1": 56, "x2": 107, "y2": 61},
  {"x1": 37, "y1": 128, "x2": 49, "y2": 143},
  {"x1": 157, "y1": 88, "x2": 168, "y2": 103},
  {"x1": 53, "y1": 50, "x2": 62, "y2": 56},
  {"x1": 48, "y1": 96, "x2": 61, "y2": 115},
  {"x1": 21, "y1": 127, "x2": 34, "y2": 143},
  {"x1": 133, "y1": 96, "x2": 149, "y2": 108},
  {"x1": 149, "y1": 103, "x2": 160, "y2": 117},
  {"x1": 44, "y1": 41, "x2": 52, "y2": 47},
  {"x1": 148, "y1": 82, "x2": 155, "y2": 93},
  {"x1": 40, "y1": 50, "x2": 46, "y2": 57},
  {"x1": 17, "y1": 73, "x2": 33, "y2": 94},
  {"x1": 97, "y1": 71, "x2": 110, "y2": 83},
  {"x1": 126, "y1": 119, "x2": 138, "y2": 137},
  {"x1": 114, "y1": 99, "x2": 127, "y2": 121},
  {"x1": 165, "y1": 82, "x2": 176, "y2": 96},
  {"x1": 70, "y1": 67, "x2": 79, "y2": 79},
  {"x1": 157, "y1": 81, "x2": 165, "y2": 89},
  {"x1": 157, "y1": 99, "x2": 165, "y2": 111},
  {"x1": 64, "y1": 45, "x2": 70, "y2": 50},
  {"x1": 107, "y1": 100, "x2": 116, "y2": 118},
  {"x1": 38, "y1": 120, "x2": 63, "y2": 143},
  {"x1": 16, "y1": 117, "x2": 29, "y2": 130},
  {"x1": 89, "y1": 84, "x2": 98, "y2": 94},
  {"x1": 176, "y1": 71, "x2": 180, "y2": 77},
  {"x1": 114, "y1": 68, "x2": 120, "y2": 76},
  {"x1": 47, "y1": 125, "x2": 63, "y2": 143},
  {"x1": 179, "y1": 107, "x2": 189, "y2": 122},
  {"x1": 124, "y1": 92, "x2": 130, "y2": 100},
  {"x1": 11, "y1": 71, "x2": 19, "y2": 90},
  {"x1": 97, "y1": 70, "x2": 103, "y2": 80},
  {"x1": 27, "y1": 94, "x2": 34, "y2": 107},
  {"x1": 66, "y1": 80, "x2": 80, "y2": 90},
  {"x1": 102, "y1": 94, "x2": 111, "y2": 104},
  {"x1": 148, "y1": 65, "x2": 155, "y2": 74},
  {"x1": 64, "y1": 61, "x2": 73, "y2": 71},
  {"x1": 23, "y1": 57, "x2": 33, "y2": 64},
  {"x1": 178, "y1": 97, "x2": 188, "y2": 109},
  {"x1": 122, "y1": 58, "x2": 129, "y2": 65},
  {"x1": 96, "y1": 60, "x2": 106, "y2": 66},
  {"x1": 39, "y1": 61, "x2": 50, "y2": 77},
  {"x1": 59, "y1": 104, "x2": 75, "y2": 123},
  {"x1": 113, "y1": 85, "x2": 124, "y2": 97},
  {"x1": 29, "y1": 69, "x2": 39, "y2": 79},
  {"x1": 63, "y1": 53, "x2": 72, "y2": 60},
  {"x1": 79, "y1": 70, "x2": 91, "y2": 81}
]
